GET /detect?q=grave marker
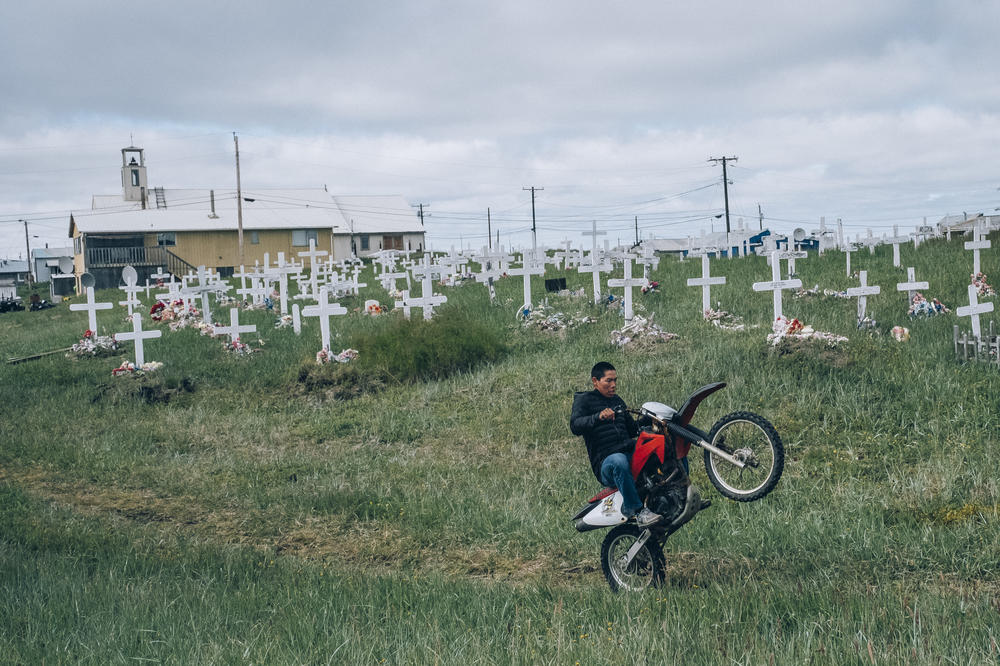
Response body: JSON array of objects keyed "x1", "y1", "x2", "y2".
[
  {"x1": 69, "y1": 286, "x2": 113, "y2": 333},
  {"x1": 846, "y1": 270, "x2": 880, "y2": 324},
  {"x1": 956, "y1": 284, "x2": 994, "y2": 340},
  {"x1": 686, "y1": 254, "x2": 726, "y2": 315},
  {"x1": 965, "y1": 221, "x2": 991, "y2": 275},
  {"x1": 895, "y1": 267, "x2": 929, "y2": 304},
  {"x1": 578, "y1": 251, "x2": 612, "y2": 304},
  {"x1": 114, "y1": 313, "x2": 161, "y2": 366},
  {"x1": 302, "y1": 287, "x2": 348, "y2": 350},
  {"x1": 607, "y1": 257, "x2": 648, "y2": 324},
  {"x1": 213, "y1": 307, "x2": 257, "y2": 345},
  {"x1": 752, "y1": 251, "x2": 802, "y2": 321}
]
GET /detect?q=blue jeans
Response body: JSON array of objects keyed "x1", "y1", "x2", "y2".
[{"x1": 600, "y1": 453, "x2": 643, "y2": 518}]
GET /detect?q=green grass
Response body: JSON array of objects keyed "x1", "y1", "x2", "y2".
[{"x1": 1, "y1": 237, "x2": 999, "y2": 664}]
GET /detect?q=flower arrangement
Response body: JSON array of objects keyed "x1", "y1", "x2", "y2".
[
  {"x1": 67, "y1": 330, "x2": 120, "y2": 358},
  {"x1": 520, "y1": 305, "x2": 596, "y2": 332},
  {"x1": 316, "y1": 348, "x2": 359, "y2": 364},
  {"x1": 274, "y1": 314, "x2": 294, "y2": 329},
  {"x1": 224, "y1": 338, "x2": 255, "y2": 356},
  {"x1": 767, "y1": 316, "x2": 848, "y2": 347},
  {"x1": 365, "y1": 301, "x2": 384, "y2": 315},
  {"x1": 891, "y1": 326, "x2": 910, "y2": 342},
  {"x1": 972, "y1": 272, "x2": 996, "y2": 297},
  {"x1": 610, "y1": 314, "x2": 679, "y2": 348},
  {"x1": 112, "y1": 360, "x2": 163, "y2": 376},
  {"x1": 703, "y1": 308, "x2": 746, "y2": 331},
  {"x1": 641, "y1": 281, "x2": 660, "y2": 294},
  {"x1": 907, "y1": 292, "x2": 950, "y2": 317}
]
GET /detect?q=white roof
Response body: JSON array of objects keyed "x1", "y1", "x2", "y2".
[{"x1": 73, "y1": 189, "x2": 424, "y2": 235}]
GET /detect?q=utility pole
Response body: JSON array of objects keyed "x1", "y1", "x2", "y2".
[
  {"x1": 758, "y1": 203, "x2": 764, "y2": 231},
  {"x1": 21, "y1": 219, "x2": 32, "y2": 285},
  {"x1": 487, "y1": 208, "x2": 492, "y2": 249},
  {"x1": 522, "y1": 186, "x2": 543, "y2": 250},
  {"x1": 234, "y1": 133, "x2": 245, "y2": 268},
  {"x1": 413, "y1": 203, "x2": 428, "y2": 226},
  {"x1": 634, "y1": 216, "x2": 639, "y2": 246},
  {"x1": 708, "y1": 156, "x2": 738, "y2": 234}
]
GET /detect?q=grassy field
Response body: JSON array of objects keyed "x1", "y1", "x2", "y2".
[{"x1": 2, "y1": 233, "x2": 999, "y2": 664}]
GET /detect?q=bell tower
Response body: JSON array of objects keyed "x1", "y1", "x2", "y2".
[{"x1": 121, "y1": 146, "x2": 148, "y2": 206}]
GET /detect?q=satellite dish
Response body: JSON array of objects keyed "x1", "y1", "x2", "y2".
[
  {"x1": 122, "y1": 265, "x2": 138, "y2": 286},
  {"x1": 81, "y1": 272, "x2": 95, "y2": 289},
  {"x1": 792, "y1": 228, "x2": 807, "y2": 242},
  {"x1": 58, "y1": 257, "x2": 74, "y2": 274}
]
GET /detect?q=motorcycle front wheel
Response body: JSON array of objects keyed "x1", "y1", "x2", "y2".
[
  {"x1": 703, "y1": 411, "x2": 784, "y2": 502},
  {"x1": 600, "y1": 524, "x2": 665, "y2": 593}
]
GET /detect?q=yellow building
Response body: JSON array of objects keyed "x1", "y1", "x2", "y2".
[{"x1": 68, "y1": 147, "x2": 426, "y2": 290}]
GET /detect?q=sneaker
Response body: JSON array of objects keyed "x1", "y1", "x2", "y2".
[{"x1": 634, "y1": 507, "x2": 662, "y2": 528}]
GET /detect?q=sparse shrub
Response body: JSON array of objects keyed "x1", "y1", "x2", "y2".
[{"x1": 351, "y1": 308, "x2": 507, "y2": 382}]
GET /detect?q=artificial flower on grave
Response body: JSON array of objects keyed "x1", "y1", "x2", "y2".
[
  {"x1": 703, "y1": 308, "x2": 746, "y2": 331},
  {"x1": 111, "y1": 360, "x2": 163, "y2": 376},
  {"x1": 365, "y1": 301, "x2": 384, "y2": 315},
  {"x1": 316, "y1": 347, "x2": 359, "y2": 364},
  {"x1": 149, "y1": 301, "x2": 167, "y2": 321},
  {"x1": 891, "y1": 326, "x2": 910, "y2": 342},
  {"x1": 641, "y1": 281, "x2": 660, "y2": 294},
  {"x1": 274, "y1": 314, "x2": 294, "y2": 329},
  {"x1": 610, "y1": 314, "x2": 679, "y2": 349},
  {"x1": 68, "y1": 331, "x2": 120, "y2": 358},
  {"x1": 907, "y1": 292, "x2": 950, "y2": 317},
  {"x1": 224, "y1": 337, "x2": 254, "y2": 356},
  {"x1": 972, "y1": 272, "x2": 996, "y2": 297},
  {"x1": 520, "y1": 304, "x2": 596, "y2": 332},
  {"x1": 767, "y1": 315, "x2": 848, "y2": 347}
]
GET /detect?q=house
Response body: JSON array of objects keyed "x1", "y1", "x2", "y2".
[
  {"x1": 0, "y1": 259, "x2": 29, "y2": 284},
  {"x1": 68, "y1": 146, "x2": 426, "y2": 290},
  {"x1": 31, "y1": 247, "x2": 74, "y2": 282},
  {"x1": 937, "y1": 213, "x2": 1000, "y2": 236}
]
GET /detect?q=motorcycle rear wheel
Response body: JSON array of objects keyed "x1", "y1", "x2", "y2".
[
  {"x1": 600, "y1": 524, "x2": 665, "y2": 593},
  {"x1": 703, "y1": 411, "x2": 784, "y2": 502}
]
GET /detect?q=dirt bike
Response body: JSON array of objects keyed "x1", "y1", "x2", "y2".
[{"x1": 571, "y1": 382, "x2": 784, "y2": 592}]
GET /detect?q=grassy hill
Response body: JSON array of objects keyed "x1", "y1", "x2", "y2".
[{"x1": 1, "y1": 232, "x2": 999, "y2": 664}]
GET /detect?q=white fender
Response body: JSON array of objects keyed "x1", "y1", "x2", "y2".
[{"x1": 577, "y1": 491, "x2": 627, "y2": 529}]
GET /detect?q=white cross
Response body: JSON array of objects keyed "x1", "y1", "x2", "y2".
[
  {"x1": 119, "y1": 268, "x2": 144, "y2": 316},
  {"x1": 302, "y1": 287, "x2": 347, "y2": 350},
  {"x1": 896, "y1": 267, "x2": 929, "y2": 304},
  {"x1": 886, "y1": 225, "x2": 910, "y2": 268},
  {"x1": 213, "y1": 307, "x2": 257, "y2": 345},
  {"x1": 582, "y1": 221, "x2": 606, "y2": 258},
  {"x1": 578, "y1": 250, "x2": 612, "y2": 304},
  {"x1": 297, "y1": 238, "x2": 329, "y2": 302},
  {"x1": 474, "y1": 246, "x2": 506, "y2": 303},
  {"x1": 397, "y1": 256, "x2": 448, "y2": 320},
  {"x1": 846, "y1": 270, "x2": 881, "y2": 323},
  {"x1": 607, "y1": 257, "x2": 649, "y2": 323},
  {"x1": 70, "y1": 286, "x2": 113, "y2": 333},
  {"x1": 965, "y1": 221, "x2": 991, "y2": 276},
  {"x1": 773, "y1": 250, "x2": 807, "y2": 279},
  {"x1": 752, "y1": 251, "x2": 802, "y2": 321},
  {"x1": 956, "y1": 284, "x2": 994, "y2": 340},
  {"x1": 862, "y1": 228, "x2": 879, "y2": 255},
  {"x1": 291, "y1": 303, "x2": 301, "y2": 334},
  {"x1": 507, "y1": 258, "x2": 547, "y2": 312},
  {"x1": 635, "y1": 243, "x2": 660, "y2": 280},
  {"x1": 114, "y1": 313, "x2": 161, "y2": 366},
  {"x1": 843, "y1": 242, "x2": 855, "y2": 277},
  {"x1": 687, "y1": 254, "x2": 726, "y2": 316}
]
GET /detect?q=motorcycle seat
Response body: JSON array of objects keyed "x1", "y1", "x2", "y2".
[{"x1": 587, "y1": 487, "x2": 617, "y2": 503}]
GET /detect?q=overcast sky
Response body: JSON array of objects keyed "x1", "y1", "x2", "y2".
[{"x1": 1, "y1": 1, "x2": 998, "y2": 258}]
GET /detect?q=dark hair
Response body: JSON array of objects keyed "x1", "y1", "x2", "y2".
[{"x1": 591, "y1": 361, "x2": 616, "y2": 380}]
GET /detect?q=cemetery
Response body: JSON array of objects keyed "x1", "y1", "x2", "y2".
[{"x1": 2, "y1": 223, "x2": 1000, "y2": 663}]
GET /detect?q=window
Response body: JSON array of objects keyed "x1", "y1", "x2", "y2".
[
  {"x1": 131, "y1": 169, "x2": 140, "y2": 186},
  {"x1": 250, "y1": 231, "x2": 259, "y2": 245},
  {"x1": 382, "y1": 235, "x2": 403, "y2": 250},
  {"x1": 74, "y1": 236, "x2": 82, "y2": 254},
  {"x1": 157, "y1": 232, "x2": 176, "y2": 247},
  {"x1": 360, "y1": 235, "x2": 369, "y2": 251},
  {"x1": 292, "y1": 229, "x2": 318, "y2": 247}
]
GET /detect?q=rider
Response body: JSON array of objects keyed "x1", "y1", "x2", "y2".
[{"x1": 570, "y1": 361, "x2": 662, "y2": 528}]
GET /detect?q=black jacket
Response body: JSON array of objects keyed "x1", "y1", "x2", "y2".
[{"x1": 570, "y1": 389, "x2": 639, "y2": 481}]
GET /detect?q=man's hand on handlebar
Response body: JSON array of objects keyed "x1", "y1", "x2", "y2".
[{"x1": 598, "y1": 407, "x2": 616, "y2": 421}]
